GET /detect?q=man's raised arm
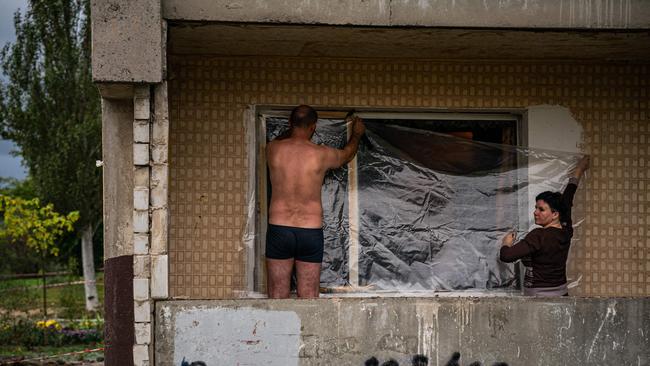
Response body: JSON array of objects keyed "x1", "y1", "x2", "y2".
[{"x1": 323, "y1": 117, "x2": 366, "y2": 169}]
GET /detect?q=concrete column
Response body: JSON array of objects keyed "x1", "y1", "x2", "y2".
[{"x1": 101, "y1": 95, "x2": 135, "y2": 366}]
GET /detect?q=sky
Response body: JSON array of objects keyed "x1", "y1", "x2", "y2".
[{"x1": 0, "y1": 0, "x2": 29, "y2": 180}]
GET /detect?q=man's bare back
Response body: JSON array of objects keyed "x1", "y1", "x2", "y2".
[
  {"x1": 267, "y1": 119, "x2": 365, "y2": 229},
  {"x1": 267, "y1": 138, "x2": 337, "y2": 228},
  {"x1": 265, "y1": 105, "x2": 365, "y2": 299}
]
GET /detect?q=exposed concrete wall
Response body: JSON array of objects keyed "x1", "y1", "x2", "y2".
[
  {"x1": 91, "y1": 0, "x2": 163, "y2": 83},
  {"x1": 156, "y1": 297, "x2": 650, "y2": 366},
  {"x1": 102, "y1": 98, "x2": 134, "y2": 259},
  {"x1": 163, "y1": 0, "x2": 650, "y2": 29},
  {"x1": 528, "y1": 105, "x2": 583, "y2": 153}
]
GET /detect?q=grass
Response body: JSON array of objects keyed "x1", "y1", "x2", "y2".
[
  {"x1": 0, "y1": 272, "x2": 104, "y2": 317},
  {"x1": 0, "y1": 344, "x2": 104, "y2": 363}
]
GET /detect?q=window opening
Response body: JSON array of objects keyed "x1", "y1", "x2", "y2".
[{"x1": 253, "y1": 110, "x2": 526, "y2": 295}]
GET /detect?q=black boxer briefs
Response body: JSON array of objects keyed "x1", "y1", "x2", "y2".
[{"x1": 265, "y1": 223, "x2": 324, "y2": 263}]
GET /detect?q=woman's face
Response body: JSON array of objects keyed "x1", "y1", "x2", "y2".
[{"x1": 534, "y1": 199, "x2": 559, "y2": 226}]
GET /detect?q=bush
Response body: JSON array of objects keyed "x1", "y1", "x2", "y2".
[
  {"x1": 0, "y1": 317, "x2": 53, "y2": 348},
  {"x1": 0, "y1": 316, "x2": 103, "y2": 347}
]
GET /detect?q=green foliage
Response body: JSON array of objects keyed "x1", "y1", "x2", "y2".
[
  {"x1": 0, "y1": 178, "x2": 72, "y2": 274},
  {"x1": 0, "y1": 316, "x2": 103, "y2": 348},
  {"x1": 0, "y1": 0, "x2": 101, "y2": 232},
  {"x1": 0, "y1": 177, "x2": 37, "y2": 199},
  {"x1": 0, "y1": 195, "x2": 78, "y2": 256},
  {"x1": 0, "y1": 317, "x2": 47, "y2": 348},
  {"x1": 0, "y1": 236, "x2": 42, "y2": 274}
]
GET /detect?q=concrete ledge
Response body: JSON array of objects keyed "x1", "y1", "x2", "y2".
[
  {"x1": 163, "y1": 0, "x2": 650, "y2": 29},
  {"x1": 156, "y1": 297, "x2": 649, "y2": 366},
  {"x1": 163, "y1": 0, "x2": 391, "y2": 25},
  {"x1": 391, "y1": 0, "x2": 650, "y2": 29}
]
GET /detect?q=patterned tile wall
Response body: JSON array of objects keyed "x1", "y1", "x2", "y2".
[{"x1": 168, "y1": 56, "x2": 649, "y2": 298}]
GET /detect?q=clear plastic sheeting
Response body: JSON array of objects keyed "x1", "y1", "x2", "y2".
[{"x1": 258, "y1": 117, "x2": 584, "y2": 293}]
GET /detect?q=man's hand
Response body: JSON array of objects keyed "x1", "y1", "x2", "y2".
[
  {"x1": 502, "y1": 231, "x2": 516, "y2": 247},
  {"x1": 351, "y1": 117, "x2": 365, "y2": 137}
]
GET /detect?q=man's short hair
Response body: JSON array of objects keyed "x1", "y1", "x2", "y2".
[{"x1": 289, "y1": 105, "x2": 318, "y2": 128}]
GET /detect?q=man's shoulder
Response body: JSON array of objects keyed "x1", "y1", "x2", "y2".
[
  {"x1": 294, "y1": 140, "x2": 330, "y2": 152},
  {"x1": 269, "y1": 139, "x2": 328, "y2": 153},
  {"x1": 267, "y1": 138, "x2": 292, "y2": 150}
]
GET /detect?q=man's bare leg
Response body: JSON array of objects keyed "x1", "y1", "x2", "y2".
[
  {"x1": 295, "y1": 261, "x2": 321, "y2": 298},
  {"x1": 266, "y1": 258, "x2": 294, "y2": 298}
]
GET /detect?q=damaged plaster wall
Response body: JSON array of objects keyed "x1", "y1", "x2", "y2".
[
  {"x1": 173, "y1": 307, "x2": 301, "y2": 365},
  {"x1": 527, "y1": 105, "x2": 583, "y2": 153},
  {"x1": 156, "y1": 298, "x2": 650, "y2": 366}
]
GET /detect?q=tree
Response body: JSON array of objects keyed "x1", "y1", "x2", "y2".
[
  {"x1": 0, "y1": 195, "x2": 79, "y2": 317},
  {"x1": 0, "y1": 177, "x2": 39, "y2": 273},
  {"x1": 0, "y1": 0, "x2": 101, "y2": 311}
]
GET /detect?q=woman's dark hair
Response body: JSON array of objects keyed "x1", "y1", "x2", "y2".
[{"x1": 535, "y1": 191, "x2": 567, "y2": 221}]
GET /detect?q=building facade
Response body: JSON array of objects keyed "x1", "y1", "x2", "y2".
[{"x1": 92, "y1": 1, "x2": 650, "y2": 365}]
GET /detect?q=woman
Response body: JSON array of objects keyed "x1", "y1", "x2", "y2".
[{"x1": 500, "y1": 156, "x2": 589, "y2": 296}]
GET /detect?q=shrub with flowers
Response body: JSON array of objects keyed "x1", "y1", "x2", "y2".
[
  {"x1": 0, "y1": 315, "x2": 103, "y2": 347},
  {"x1": 36, "y1": 319, "x2": 62, "y2": 331}
]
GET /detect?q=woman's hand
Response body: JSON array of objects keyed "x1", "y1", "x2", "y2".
[
  {"x1": 502, "y1": 231, "x2": 516, "y2": 247},
  {"x1": 572, "y1": 155, "x2": 590, "y2": 179}
]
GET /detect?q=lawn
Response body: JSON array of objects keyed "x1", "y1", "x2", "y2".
[
  {"x1": 0, "y1": 272, "x2": 104, "y2": 317},
  {"x1": 0, "y1": 344, "x2": 104, "y2": 364}
]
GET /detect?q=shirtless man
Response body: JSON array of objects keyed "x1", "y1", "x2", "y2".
[{"x1": 266, "y1": 105, "x2": 365, "y2": 298}]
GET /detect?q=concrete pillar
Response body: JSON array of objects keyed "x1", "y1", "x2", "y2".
[
  {"x1": 101, "y1": 95, "x2": 135, "y2": 366},
  {"x1": 99, "y1": 80, "x2": 170, "y2": 365}
]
